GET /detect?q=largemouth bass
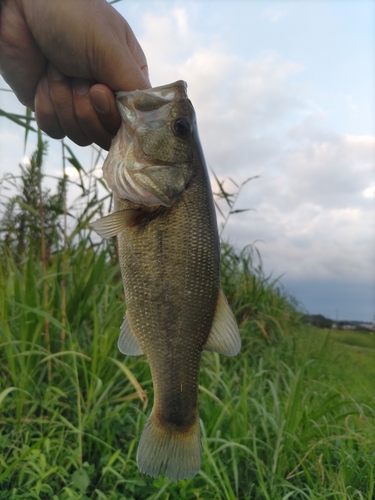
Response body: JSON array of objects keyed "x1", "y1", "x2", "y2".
[{"x1": 91, "y1": 81, "x2": 241, "y2": 482}]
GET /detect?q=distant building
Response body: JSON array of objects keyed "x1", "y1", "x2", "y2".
[{"x1": 360, "y1": 323, "x2": 375, "y2": 332}]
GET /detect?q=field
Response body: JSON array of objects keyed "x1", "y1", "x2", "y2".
[
  {"x1": 0, "y1": 135, "x2": 374, "y2": 499},
  {"x1": 329, "y1": 329, "x2": 375, "y2": 351}
]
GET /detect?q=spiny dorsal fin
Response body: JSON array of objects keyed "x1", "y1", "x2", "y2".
[
  {"x1": 203, "y1": 289, "x2": 241, "y2": 356},
  {"x1": 90, "y1": 210, "x2": 139, "y2": 239},
  {"x1": 118, "y1": 313, "x2": 143, "y2": 356}
]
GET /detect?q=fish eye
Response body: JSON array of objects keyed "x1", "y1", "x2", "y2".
[{"x1": 173, "y1": 117, "x2": 191, "y2": 137}]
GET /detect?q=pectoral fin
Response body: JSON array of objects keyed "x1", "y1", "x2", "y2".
[
  {"x1": 203, "y1": 289, "x2": 241, "y2": 356},
  {"x1": 118, "y1": 313, "x2": 143, "y2": 356},
  {"x1": 90, "y1": 209, "x2": 140, "y2": 238}
]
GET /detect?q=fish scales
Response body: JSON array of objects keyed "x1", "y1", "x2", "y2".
[
  {"x1": 91, "y1": 81, "x2": 241, "y2": 482},
  {"x1": 115, "y1": 166, "x2": 219, "y2": 430}
]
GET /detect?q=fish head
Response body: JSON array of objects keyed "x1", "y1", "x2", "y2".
[{"x1": 103, "y1": 81, "x2": 198, "y2": 207}]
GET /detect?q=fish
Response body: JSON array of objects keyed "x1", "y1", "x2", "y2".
[{"x1": 91, "y1": 80, "x2": 241, "y2": 482}]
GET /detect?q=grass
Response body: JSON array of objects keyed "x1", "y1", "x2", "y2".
[
  {"x1": 0, "y1": 121, "x2": 374, "y2": 498},
  {"x1": 1, "y1": 238, "x2": 374, "y2": 499},
  {"x1": 328, "y1": 330, "x2": 375, "y2": 351}
]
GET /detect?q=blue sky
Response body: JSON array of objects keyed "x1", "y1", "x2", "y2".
[{"x1": 0, "y1": 0, "x2": 374, "y2": 321}]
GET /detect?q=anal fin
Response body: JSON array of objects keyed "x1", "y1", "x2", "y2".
[
  {"x1": 118, "y1": 313, "x2": 143, "y2": 356},
  {"x1": 203, "y1": 289, "x2": 241, "y2": 356}
]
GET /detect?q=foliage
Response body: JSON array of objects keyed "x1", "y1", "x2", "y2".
[
  {"x1": 303, "y1": 314, "x2": 334, "y2": 329},
  {"x1": 212, "y1": 173, "x2": 258, "y2": 238},
  {"x1": 0, "y1": 134, "x2": 66, "y2": 262}
]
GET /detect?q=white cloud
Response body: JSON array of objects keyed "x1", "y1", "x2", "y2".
[
  {"x1": 342, "y1": 94, "x2": 358, "y2": 113},
  {"x1": 363, "y1": 185, "x2": 375, "y2": 198},
  {"x1": 64, "y1": 166, "x2": 80, "y2": 179},
  {"x1": 21, "y1": 155, "x2": 31, "y2": 166},
  {"x1": 262, "y1": 7, "x2": 284, "y2": 23},
  {"x1": 173, "y1": 7, "x2": 189, "y2": 38},
  {"x1": 283, "y1": 134, "x2": 375, "y2": 208}
]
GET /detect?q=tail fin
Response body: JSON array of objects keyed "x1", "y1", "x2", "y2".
[{"x1": 136, "y1": 411, "x2": 201, "y2": 482}]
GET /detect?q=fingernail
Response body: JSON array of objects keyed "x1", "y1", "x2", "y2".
[
  {"x1": 49, "y1": 65, "x2": 64, "y2": 81},
  {"x1": 41, "y1": 76, "x2": 49, "y2": 94},
  {"x1": 91, "y1": 90, "x2": 110, "y2": 114},
  {"x1": 73, "y1": 78, "x2": 90, "y2": 96}
]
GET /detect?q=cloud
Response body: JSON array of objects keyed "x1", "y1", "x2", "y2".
[
  {"x1": 342, "y1": 94, "x2": 358, "y2": 113},
  {"x1": 140, "y1": 9, "x2": 306, "y2": 176},
  {"x1": 226, "y1": 130, "x2": 374, "y2": 284},
  {"x1": 283, "y1": 133, "x2": 375, "y2": 208},
  {"x1": 363, "y1": 185, "x2": 375, "y2": 198},
  {"x1": 262, "y1": 7, "x2": 284, "y2": 23}
]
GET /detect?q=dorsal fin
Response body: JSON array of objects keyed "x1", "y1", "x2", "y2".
[{"x1": 203, "y1": 289, "x2": 241, "y2": 356}]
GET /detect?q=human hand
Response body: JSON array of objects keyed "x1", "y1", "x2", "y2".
[{"x1": 0, "y1": 0, "x2": 150, "y2": 150}]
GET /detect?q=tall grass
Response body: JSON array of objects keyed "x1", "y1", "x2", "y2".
[{"x1": 0, "y1": 124, "x2": 374, "y2": 498}]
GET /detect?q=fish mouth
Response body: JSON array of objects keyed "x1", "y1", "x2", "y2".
[
  {"x1": 116, "y1": 81, "x2": 188, "y2": 113},
  {"x1": 113, "y1": 81, "x2": 188, "y2": 131}
]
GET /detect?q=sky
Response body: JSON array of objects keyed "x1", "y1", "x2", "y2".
[{"x1": 0, "y1": 0, "x2": 374, "y2": 321}]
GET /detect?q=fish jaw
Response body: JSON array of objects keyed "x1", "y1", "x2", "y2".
[{"x1": 103, "y1": 81, "x2": 195, "y2": 208}]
